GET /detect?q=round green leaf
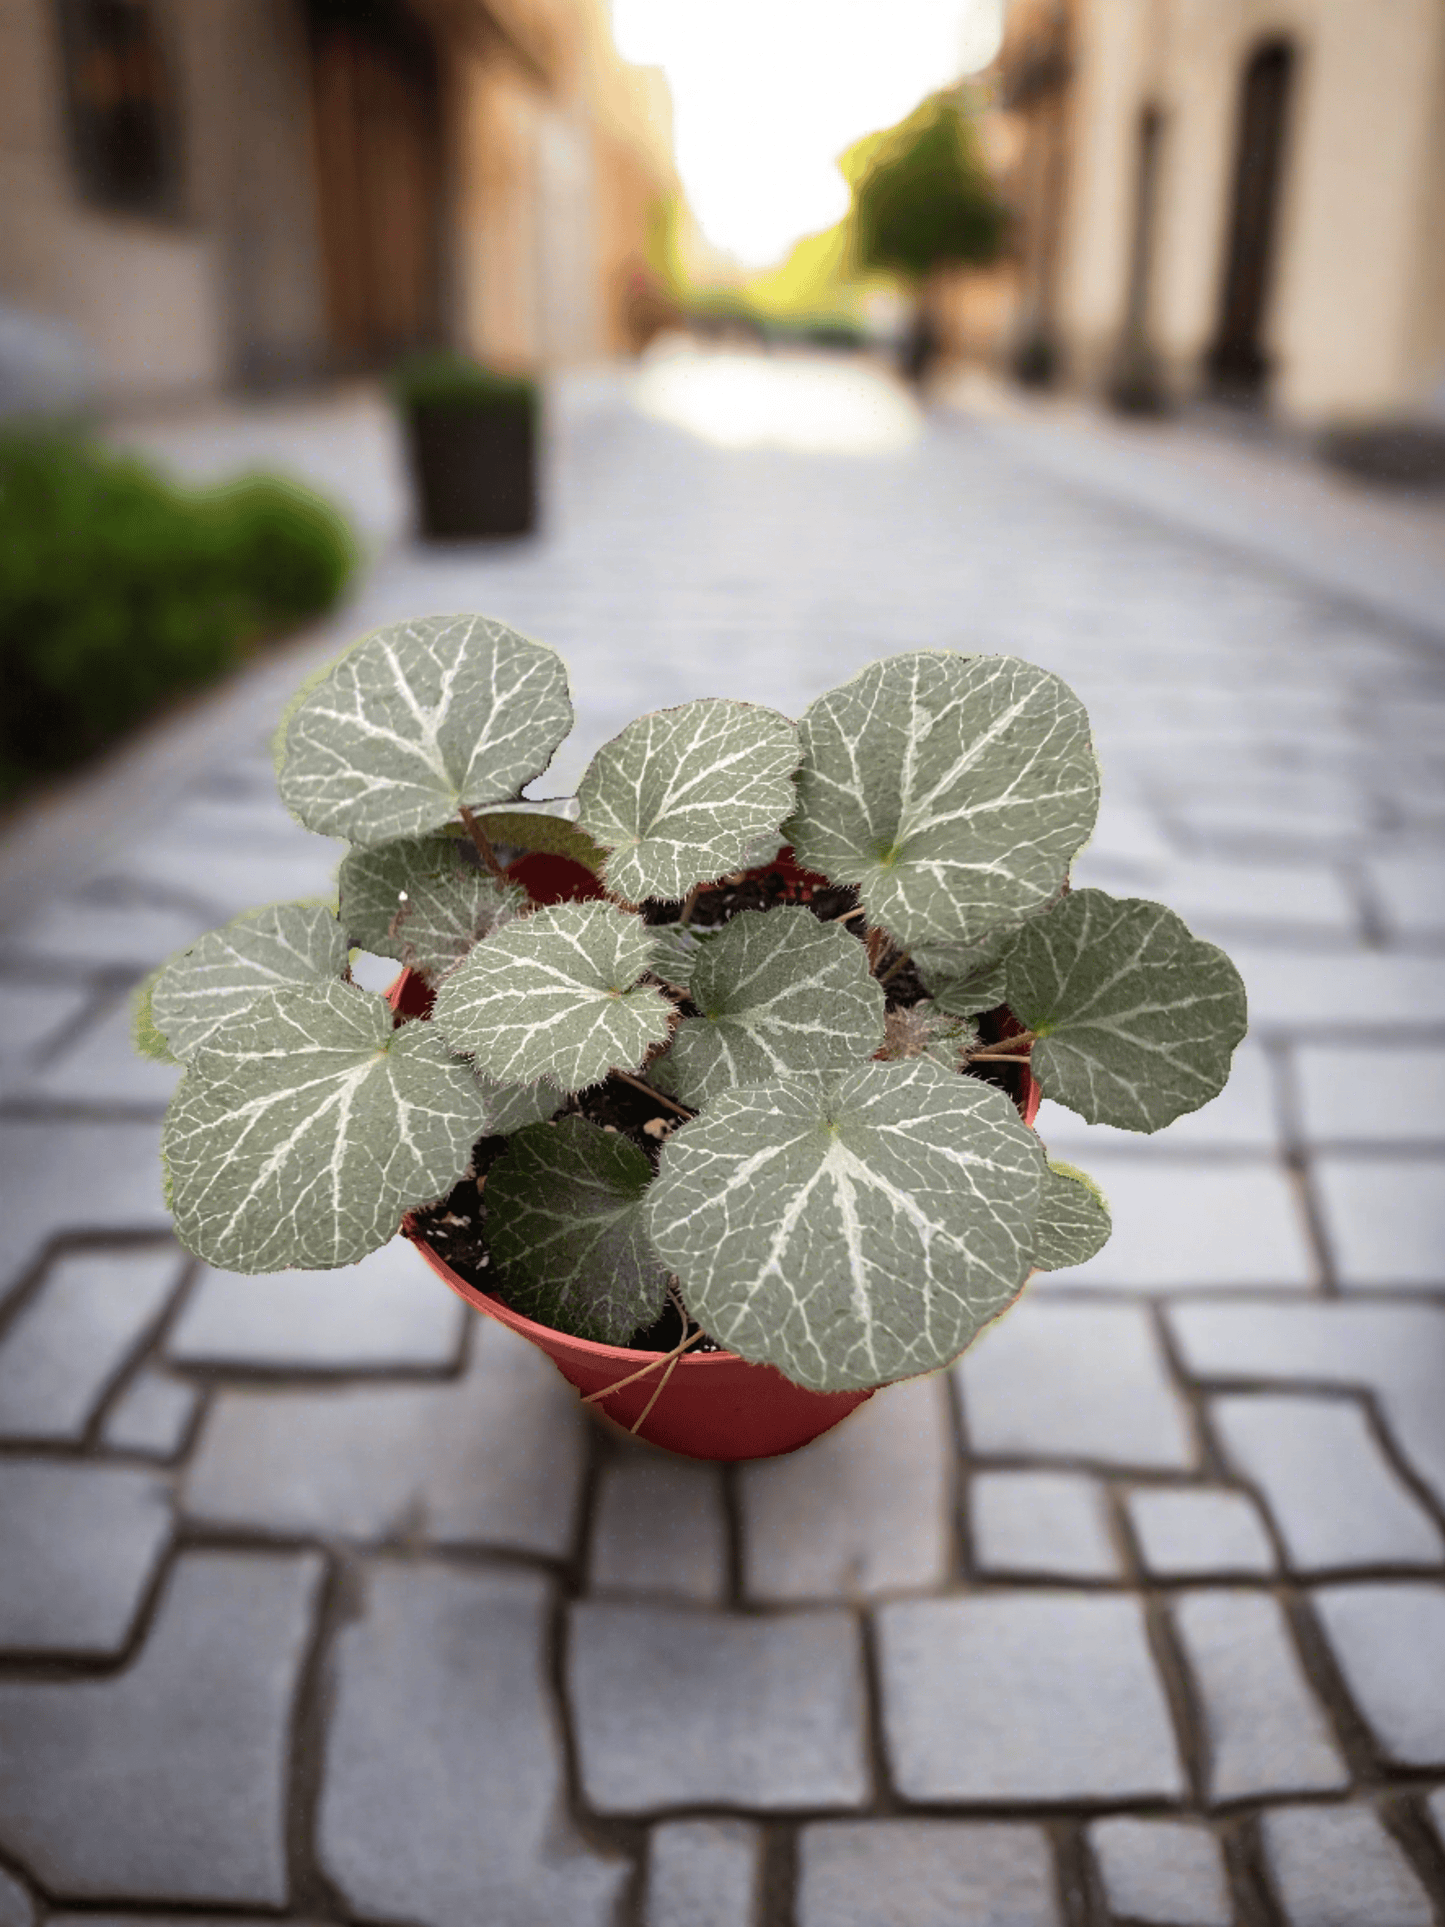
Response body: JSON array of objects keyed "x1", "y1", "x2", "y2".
[
  {"x1": 486, "y1": 1118, "x2": 670, "y2": 1345},
  {"x1": 339, "y1": 835, "x2": 526, "y2": 981},
  {"x1": 277, "y1": 614, "x2": 573, "y2": 846},
  {"x1": 1031, "y1": 1156, "x2": 1112, "y2": 1270},
  {"x1": 670, "y1": 907, "x2": 884, "y2": 1108},
  {"x1": 577, "y1": 698, "x2": 801, "y2": 901},
  {"x1": 131, "y1": 966, "x2": 178, "y2": 1065},
  {"x1": 151, "y1": 902, "x2": 348, "y2": 1063},
  {"x1": 647, "y1": 921, "x2": 706, "y2": 992},
  {"x1": 648, "y1": 1059, "x2": 1042, "y2": 1392},
  {"x1": 162, "y1": 981, "x2": 493, "y2": 1272},
  {"x1": 475, "y1": 806, "x2": 607, "y2": 874},
  {"x1": 431, "y1": 900, "x2": 674, "y2": 1092},
  {"x1": 786, "y1": 652, "x2": 1099, "y2": 953},
  {"x1": 1006, "y1": 888, "x2": 1248, "y2": 1132}
]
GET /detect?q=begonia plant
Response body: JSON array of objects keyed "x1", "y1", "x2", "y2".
[{"x1": 136, "y1": 615, "x2": 1247, "y2": 1393}]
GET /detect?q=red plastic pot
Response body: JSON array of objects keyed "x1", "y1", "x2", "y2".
[{"x1": 391, "y1": 864, "x2": 1040, "y2": 1461}]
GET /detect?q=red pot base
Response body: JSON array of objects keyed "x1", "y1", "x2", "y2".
[{"x1": 409, "y1": 1235, "x2": 873, "y2": 1460}]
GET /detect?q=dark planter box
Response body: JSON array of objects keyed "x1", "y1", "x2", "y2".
[{"x1": 406, "y1": 399, "x2": 537, "y2": 538}]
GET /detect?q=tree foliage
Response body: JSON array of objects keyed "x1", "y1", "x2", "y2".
[{"x1": 849, "y1": 92, "x2": 1007, "y2": 283}]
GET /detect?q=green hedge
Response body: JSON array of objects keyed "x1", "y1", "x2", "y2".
[
  {"x1": 0, "y1": 434, "x2": 355, "y2": 800},
  {"x1": 389, "y1": 350, "x2": 537, "y2": 414}
]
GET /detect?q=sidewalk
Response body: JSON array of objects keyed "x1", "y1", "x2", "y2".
[{"x1": 0, "y1": 354, "x2": 1442, "y2": 1926}]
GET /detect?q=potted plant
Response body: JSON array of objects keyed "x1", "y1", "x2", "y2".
[
  {"x1": 390, "y1": 353, "x2": 538, "y2": 539},
  {"x1": 136, "y1": 614, "x2": 1247, "y2": 1460}
]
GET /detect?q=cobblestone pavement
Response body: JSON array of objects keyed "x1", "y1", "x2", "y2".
[{"x1": 2, "y1": 353, "x2": 1444, "y2": 1926}]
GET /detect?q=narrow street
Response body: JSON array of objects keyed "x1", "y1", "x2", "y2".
[{"x1": 1, "y1": 351, "x2": 1443, "y2": 1925}]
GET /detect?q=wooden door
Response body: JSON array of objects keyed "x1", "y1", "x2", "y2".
[
  {"x1": 1210, "y1": 41, "x2": 1295, "y2": 395},
  {"x1": 309, "y1": 2, "x2": 442, "y2": 362}
]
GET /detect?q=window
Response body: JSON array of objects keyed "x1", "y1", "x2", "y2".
[{"x1": 58, "y1": 0, "x2": 181, "y2": 216}]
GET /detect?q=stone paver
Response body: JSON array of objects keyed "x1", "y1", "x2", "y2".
[
  {"x1": 0, "y1": 1121, "x2": 168, "y2": 1307},
  {"x1": 0, "y1": 1869, "x2": 32, "y2": 1927},
  {"x1": 1170, "y1": 1590, "x2": 1348, "y2": 1802},
  {"x1": 0, "y1": 1551, "x2": 322, "y2": 1902},
  {"x1": 1367, "y1": 854, "x2": 1445, "y2": 940},
  {"x1": 970, "y1": 1470, "x2": 1119, "y2": 1579},
  {"x1": 1260, "y1": 1804, "x2": 1433, "y2": 1927},
  {"x1": 957, "y1": 1302, "x2": 1195, "y2": 1469},
  {"x1": 115, "y1": 837, "x2": 340, "y2": 921},
  {"x1": 19, "y1": 997, "x2": 181, "y2": 1108},
  {"x1": 0, "y1": 981, "x2": 95, "y2": 1097},
  {"x1": 101, "y1": 1368, "x2": 201, "y2": 1457},
  {"x1": 645, "y1": 1819, "x2": 762, "y2": 1927},
  {"x1": 1294, "y1": 1045, "x2": 1445, "y2": 1145},
  {"x1": 184, "y1": 1318, "x2": 584, "y2": 1556},
  {"x1": 1166, "y1": 1302, "x2": 1445, "y2": 1511},
  {"x1": 0, "y1": 1463, "x2": 172, "y2": 1656},
  {"x1": 317, "y1": 1562, "x2": 626, "y2": 1927},
  {"x1": 877, "y1": 1593, "x2": 1184, "y2": 1803},
  {"x1": 1031, "y1": 1160, "x2": 1314, "y2": 1292},
  {"x1": 1311, "y1": 1584, "x2": 1445, "y2": 1767},
  {"x1": 567, "y1": 1601, "x2": 870, "y2": 1813},
  {"x1": 1211, "y1": 1395, "x2": 1444, "y2": 1571},
  {"x1": 796, "y1": 1821, "x2": 1059, "y2": 1927},
  {"x1": 167, "y1": 1238, "x2": 466, "y2": 1372},
  {"x1": 740, "y1": 1375, "x2": 952, "y2": 1601},
  {"x1": 1125, "y1": 1486, "x2": 1276, "y2": 1577},
  {"x1": 3, "y1": 369, "x2": 1445, "y2": 1916},
  {"x1": 1088, "y1": 1817, "x2": 1231, "y2": 1927},
  {"x1": 1227, "y1": 949, "x2": 1445, "y2": 1031},
  {"x1": 0, "y1": 1245, "x2": 185, "y2": 1440},
  {"x1": 1313, "y1": 1156, "x2": 1445, "y2": 1289},
  {"x1": 588, "y1": 1452, "x2": 728, "y2": 1603},
  {"x1": 0, "y1": 892, "x2": 210, "y2": 978}
]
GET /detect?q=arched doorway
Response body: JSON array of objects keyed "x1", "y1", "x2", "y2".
[
  {"x1": 307, "y1": 0, "x2": 443, "y2": 366},
  {"x1": 1209, "y1": 39, "x2": 1295, "y2": 398}
]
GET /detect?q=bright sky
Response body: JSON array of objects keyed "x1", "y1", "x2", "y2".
[{"x1": 611, "y1": 0, "x2": 1005, "y2": 270}]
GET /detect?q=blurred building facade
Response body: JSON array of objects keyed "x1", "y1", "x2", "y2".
[
  {"x1": 982, "y1": 0, "x2": 1445, "y2": 424},
  {"x1": 0, "y1": 0, "x2": 677, "y2": 406}
]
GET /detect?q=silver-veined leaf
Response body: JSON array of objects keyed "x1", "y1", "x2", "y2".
[
  {"x1": 475, "y1": 1074, "x2": 565, "y2": 1136},
  {"x1": 648, "y1": 1059, "x2": 1041, "y2": 1392},
  {"x1": 1031, "y1": 1155, "x2": 1112, "y2": 1270},
  {"x1": 151, "y1": 902, "x2": 348, "y2": 1062},
  {"x1": 577, "y1": 698, "x2": 800, "y2": 901},
  {"x1": 1005, "y1": 888, "x2": 1248, "y2": 1132},
  {"x1": 338, "y1": 835, "x2": 526, "y2": 981},
  {"x1": 161, "y1": 981, "x2": 492, "y2": 1272},
  {"x1": 670, "y1": 907, "x2": 884, "y2": 1108},
  {"x1": 431, "y1": 900, "x2": 674, "y2": 1092},
  {"x1": 277, "y1": 614, "x2": 572, "y2": 846},
  {"x1": 786, "y1": 652, "x2": 1099, "y2": 953},
  {"x1": 646, "y1": 921, "x2": 706, "y2": 992},
  {"x1": 915, "y1": 936, "x2": 1016, "y2": 1016},
  {"x1": 475, "y1": 806, "x2": 606, "y2": 874},
  {"x1": 486, "y1": 1118, "x2": 670, "y2": 1345}
]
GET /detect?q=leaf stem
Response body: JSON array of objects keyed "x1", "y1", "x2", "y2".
[
  {"x1": 865, "y1": 925, "x2": 888, "y2": 971},
  {"x1": 831, "y1": 904, "x2": 866, "y2": 923},
  {"x1": 457, "y1": 804, "x2": 509, "y2": 885},
  {"x1": 679, "y1": 883, "x2": 701, "y2": 924},
  {"x1": 580, "y1": 1322, "x2": 710, "y2": 1407},
  {"x1": 877, "y1": 949, "x2": 912, "y2": 986},
  {"x1": 611, "y1": 1069, "x2": 694, "y2": 1120}
]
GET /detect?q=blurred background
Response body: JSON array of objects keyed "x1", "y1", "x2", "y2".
[
  {"x1": 2, "y1": 0, "x2": 1443, "y2": 806},
  {"x1": 2, "y1": 0, "x2": 1442, "y2": 425}
]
